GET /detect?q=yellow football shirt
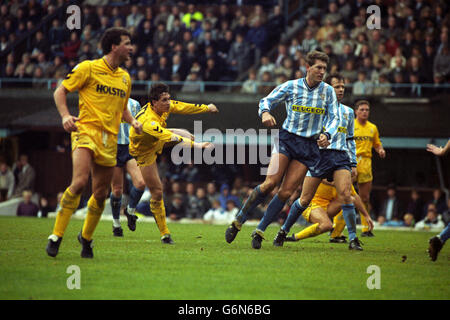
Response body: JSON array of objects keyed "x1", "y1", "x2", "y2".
[
  {"x1": 62, "y1": 57, "x2": 131, "y2": 135},
  {"x1": 129, "y1": 100, "x2": 210, "y2": 158},
  {"x1": 354, "y1": 120, "x2": 382, "y2": 158}
]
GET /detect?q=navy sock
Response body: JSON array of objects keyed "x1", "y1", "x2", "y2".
[
  {"x1": 236, "y1": 185, "x2": 265, "y2": 224},
  {"x1": 128, "y1": 186, "x2": 145, "y2": 209},
  {"x1": 439, "y1": 224, "x2": 450, "y2": 243},
  {"x1": 257, "y1": 194, "x2": 286, "y2": 232},
  {"x1": 110, "y1": 194, "x2": 122, "y2": 220},
  {"x1": 282, "y1": 200, "x2": 307, "y2": 233},
  {"x1": 342, "y1": 204, "x2": 357, "y2": 241}
]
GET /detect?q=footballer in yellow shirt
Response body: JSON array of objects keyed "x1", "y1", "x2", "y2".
[
  {"x1": 46, "y1": 27, "x2": 143, "y2": 259},
  {"x1": 63, "y1": 57, "x2": 131, "y2": 166},
  {"x1": 354, "y1": 100, "x2": 385, "y2": 236},
  {"x1": 284, "y1": 180, "x2": 373, "y2": 242},
  {"x1": 129, "y1": 83, "x2": 218, "y2": 244}
]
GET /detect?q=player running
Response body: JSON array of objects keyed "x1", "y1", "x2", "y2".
[
  {"x1": 110, "y1": 97, "x2": 145, "y2": 237},
  {"x1": 225, "y1": 50, "x2": 339, "y2": 249},
  {"x1": 353, "y1": 100, "x2": 385, "y2": 237},
  {"x1": 129, "y1": 83, "x2": 218, "y2": 244},
  {"x1": 273, "y1": 73, "x2": 366, "y2": 250}
]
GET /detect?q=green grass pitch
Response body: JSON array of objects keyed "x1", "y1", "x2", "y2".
[{"x1": 0, "y1": 216, "x2": 448, "y2": 300}]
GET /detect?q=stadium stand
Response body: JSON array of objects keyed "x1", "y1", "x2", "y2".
[
  {"x1": 0, "y1": 0, "x2": 449, "y2": 225},
  {"x1": 0, "y1": 0, "x2": 448, "y2": 94}
]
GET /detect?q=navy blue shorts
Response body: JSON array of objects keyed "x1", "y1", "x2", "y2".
[
  {"x1": 116, "y1": 144, "x2": 134, "y2": 167},
  {"x1": 310, "y1": 149, "x2": 351, "y2": 181},
  {"x1": 274, "y1": 129, "x2": 320, "y2": 171}
]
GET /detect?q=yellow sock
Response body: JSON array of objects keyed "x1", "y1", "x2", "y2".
[
  {"x1": 360, "y1": 201, "x2": 370, "y2": 232},
  {"x1": 294, "y1": 223, "x2": 322, "y2": 240},
  {"x1": 330, "y1": 211, "x2": 346, "y2": 238},
  {"x1": 81, "y1": 196, "x2": 105, "y2": 241},
  {"x1": 150, "y1": 199, "x2": 170, "y2": 237},
  {"x1": 52, "y1": 187, "x2": 81, "y2": 237}
]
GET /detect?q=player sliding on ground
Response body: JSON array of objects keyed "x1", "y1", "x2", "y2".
[
  {"x1": 285, "y1": 179, "x2": 373, "y2": 243},
  {"x1": 129, "y1": 83, "x2": 218, "y2": 244}
]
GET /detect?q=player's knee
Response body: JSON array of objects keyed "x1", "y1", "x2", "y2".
[
  {"x1": 134, "y1": 179, "x2": 146, "y2": 191},
  {"x1": 260, "y1": 178, "x2": 277, "y2": 193},
  {"x1": 338, "y1": 192, "x2": 353, "y2": 205},
  {"x1": 277, "y1": 189, "x2": 293, "y2": 202},
  {"x1": 111, "y1": 186, "x2": 123, "y2": 197},
  {"x1": 318, "y1": 220, "x2": 333, "y2": 233},
  {"x1": 149, "y1": 186, "x2": 163, "y2": 201},
  {"x1": 71, "y1": 174, "x2": 89, "y2": 194},
  {"x1": 299, "y1": 195, "x2": 312, "y2": 208},
  {"x1": 93, "y1": 189, "x2": 109, "y2": 202}
]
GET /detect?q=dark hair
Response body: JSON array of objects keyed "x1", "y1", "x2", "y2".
[
  {"x1": 325, "y1": 72, "x2": 344, "y2": 85},
  {"x1": 148, "y1": 83, "x2": 169, "y2": 103},
  {"x1": 305, "y1": 50, "x2": 329, "y2": 66},
  {"x1": 355, "y1": 99, "x2": 370, "y2": 110},
  {"x1": 100, "y1": 27, "x2": 131, "y2": 54}
]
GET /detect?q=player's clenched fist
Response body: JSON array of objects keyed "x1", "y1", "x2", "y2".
[
  {"x1": 261, "y1": 112, "x2": 277, "y2": 127},
  {"x1": 131, "y1": 119, "x2": 143, "y2": 135},
  {"x1": 62, "y1": 114, "x2": 80, "y2": 132},
  {"x1": 317, "y1": 133, "x2": 330, "y2": 148},
  {"x1": 207, "y1": 104, "x2": 219, "y2": 113},
  {"x1": 199, "y1": 142, "x2": 214, "y2": 150}
]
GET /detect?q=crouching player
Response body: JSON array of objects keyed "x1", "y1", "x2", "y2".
[{"x1": 285, "y1": 179, "x2": 373, "y2": 243}]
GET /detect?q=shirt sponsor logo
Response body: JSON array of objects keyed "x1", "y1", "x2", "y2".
[
  {"x1": 337, "y1": 126, "x2": 348, "y2": 133},
  {"x1": 96, "y1": 84, "x2": 126, "y2": 98},
  {"x1": 292, "y1": 105, "x2": 325, "y2": 114},
  {"x1": 355, "y1": 136, "x2": 373, "y2": 141}
]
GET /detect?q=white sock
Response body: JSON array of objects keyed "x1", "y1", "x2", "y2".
[
  {"x1": 113, "y1": 219, "x2": 121, "y2": 228},
  {"x1": 127, "y1": 205, "x2": 136, "y2": 216}
]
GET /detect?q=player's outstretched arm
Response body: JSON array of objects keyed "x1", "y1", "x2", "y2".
[
  {"x1": 54, "y1": 84, "x2": 79, "y2": 132},
  {"x1": 427, "y1": 139, "x2": 450, "y2": 156},
  {"x1": 170, "y1": 100, "x2": 218, "y2": 115}
]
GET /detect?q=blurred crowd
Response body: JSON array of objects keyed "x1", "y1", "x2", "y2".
[
  {"x1": 1, "y1": 1, "x2": 448, "y2": 96},
  {"x1": 0, "y1": 0, "x2": 283, "y2": 91},
  {"x1": 244, "y1": 0, "x2": 450, "y2": 96}
]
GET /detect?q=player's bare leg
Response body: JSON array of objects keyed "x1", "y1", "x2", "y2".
[
  {"x1": 47, "y1": 147, "x2": 93, "y2": 257},
  {"x1": 78, "y1": 163, "x2": 114, "y2": 258},
  {"x1": 358, "y1": 181, "x2": 373, "y2": 236},
  {"x1": 226, "y1": 153, "x2": 290, "y2": 244},
  {"x1": 273, "y1": 174, "x2": 322, "y2": 247},
  {"x1": 140, "y1": 162, "x2": 173, "y2": 244},
  {"x1": 334, "y1": 169, "x2": 362, "y2": 250},
  {"x1": 257, "y1": 159, "x2": 308, "y2": 247},
  {"x1": 287, "y1": 207, "x2": 333, "y2": 242}
]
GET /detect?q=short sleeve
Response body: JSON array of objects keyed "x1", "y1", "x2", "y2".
[{"x1": 61, "y1": 60, "x2": 91, "y2": 92}]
